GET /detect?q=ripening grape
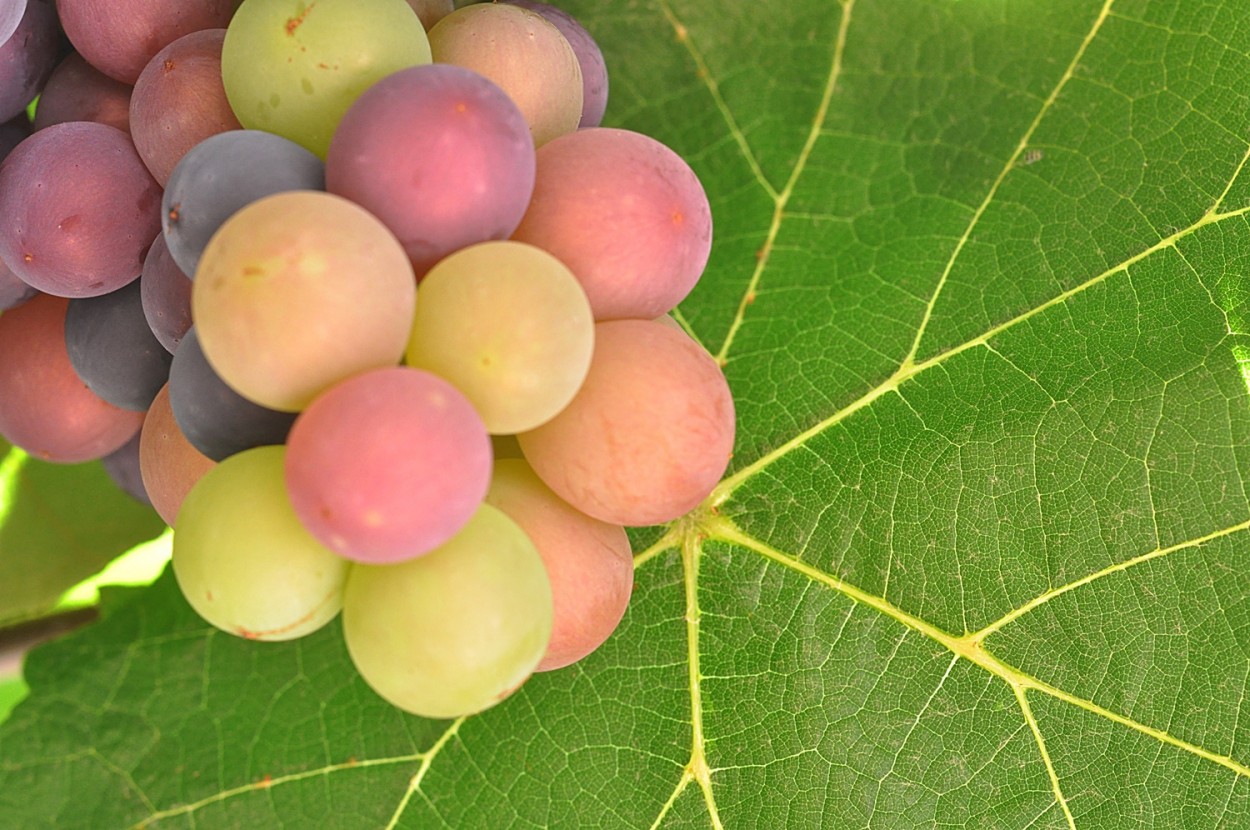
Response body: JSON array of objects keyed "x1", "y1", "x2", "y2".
[
  {"x1": 139, "y1": 235, "x2": 193, "y2": 354},
  {"x1": 326, "y1": 63, "x2": 535, "y2": 276},
  {"x1": 0, "y1": 294, "x2": 145, "y2": 462},
  {"x1": 192, "y1": 191, "x2": 416, "y2": 412},
  {"x1": 64, "y1": 279, "x2": 173, "y2": 411},
  {"x1": 140, "y1": 383, "x2": 216, "y2": 525},
  {"x1": 0, "y1": 0, "x2": 26, "y2": 47},
  {"x1": 428, "y1": 3, "x2": 582, "y2": 146},
  {"x1": 284, "y1": 367, "x2": 492, "y2": 563},
  {"x1": 512, "y1": 127, "x2": 712, "y2": 320},
  {"x1": 405, "y1": 241, "x2": 593, "y2": 434},
  {"x1": 486, "y1": 459, "x2": 632, "y2": 672},
  {"x1": 33, "y1": 52, "x2": 133, "y2": 133},
  {"x1": 506, "y1": 1, "x2": 608, "y2": 129},
  {"x1": 343, "y1": 504, "x2": 552, "y2": 718},
  {"x1": 129, "y1": 29, "x2": 242, "y2": 186},
  {"x1": 173, "y1": 445, "x2": 349, "y2": 641},
  {"x1": 0, "y1": 122, "x2": 162, "y2": 298},
  {"x1": 221, "y1": 0, "x2": 432, "y2": 158},
  {"x1": 0, "y1": 0, "x2": 60, "y2": 122},
  {"x1": 519, "y1": 319, "x2": 735, "y2": 526},
  {"x1": 102, "y1": 430, "x2": 152, "y2": 507}
]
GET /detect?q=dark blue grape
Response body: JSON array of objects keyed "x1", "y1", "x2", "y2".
[{"x1": 65, "y1": 277, "x2": 172, "y2": 411}]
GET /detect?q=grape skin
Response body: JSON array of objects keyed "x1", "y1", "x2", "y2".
[
  {"x1": 0, "y1": 294, "x2": 144, "y2": 463},
  {"x1": 284, "y1": 366, "x2": 492, "y2": 564},
  {"x1": 139, "y1": 234, "x2": 193, "y2": 354},
  {"x1": 343, "y1": 504, "x2": 552, "y2": 718},
  {"x1": 428, "y1": 3, "x2": 582, "y2": 147},
  {"x1": 129, "y1": 29, "x2": 242, "y2": 187},
  {"x1": 65, "y1": 278, "x2": 173, "y2": 411},
  {"x1": 32, "y1": 52, "x2": 133, "y2": 133},
  {"x1": 173, "y1": 444, "x2": 349, "y2": 641},
  {"x1": 486, "y1": 459, "x2": 632, "y2": 672},
  {"x1": 140, "y1": 383, "x2": 216, "y2": 526},
  {"x1": 0, "y1": 0, "x2": 60, "y2": 122},
  {"x1": 512, "y1": 127, "x2": 713, "y2": 321},
  {"x1": 519, "y1": 319, "x2": 735, "y2": 526},
  {"x1": 506, "y1": 0, "x2": 608, "y2": 129}
]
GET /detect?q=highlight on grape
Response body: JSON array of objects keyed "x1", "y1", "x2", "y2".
[{"x1": 0, "y1": 0, "x2": 735, "y2": 720}]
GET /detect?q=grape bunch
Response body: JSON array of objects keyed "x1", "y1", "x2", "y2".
[{"x1": 0, "y1": 0, "x2": 736, "y2": 719}]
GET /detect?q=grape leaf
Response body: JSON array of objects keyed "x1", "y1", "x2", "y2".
[
  {"x1": 0, "y1": 439, "x2": 166, "y2": 628},
  {"x1": 4, "y1": 0, "x2": 1250, "y2": 827}
]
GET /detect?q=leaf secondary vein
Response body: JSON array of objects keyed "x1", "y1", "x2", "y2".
[
  {"x1": 712, "y1": 203, "x2": 1250, "y2": 504},
  {"x1": 899, "y1": 0, "x2": 1117, "y2": 371},
  {"x1": 700, "y1": 515, "x2": 1250, "y2": 782},
  {"x1": 713, "y1": 0, "x2": 856, "y2": 365},
  {"x1": 1014, "y1": 686, "x2": 1077, "y2": 830}
]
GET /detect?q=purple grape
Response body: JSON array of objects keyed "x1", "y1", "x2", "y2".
[
  {"x1": 0, "y1": 0, "x2": 61, "y2": 122},
  {"x1": 0, "y1": 0, "x2": 28, "y2": 47},
  {"x1": 0, "y1": 121, "x2": 162, "y2": 297},
  {"x1": 326, "y1": 63, "x2": 535, "y2": 276},
  {"x1": 507, "y1": 1, "x2": 608, "y2": 128},
  {"x1": 56, "y1": 0, "x2": 237, "y2": 84},
  {"x1": 139, "y1": 234, "x2": 192, "y2": 353},
  {"x1": 32, "y1": 51, "x2": 132, "y2": 133},
  {"x1": 65, "y1": 277, "x2": 173, "y2": 411},
  {"x1": 168, "y1": 327, "x2": 297, "y2": 462},
  {"x1": 102, "y1": 428, "x2": 153, "y2": 507},
  {"x1": 162, "y1": 130, "x2": 325, "y2": 277},
  {"x1": 0, "y1": 113, "x2": 31, "y2": 159},
  {"x1": 0, "y1": 253, "x2": 37, "y2": 310},
  {"x1": 129, "y1": 28, "x2": 241, "y2": 186}
]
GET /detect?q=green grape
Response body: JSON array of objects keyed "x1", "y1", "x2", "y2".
[
  {"x1": 343, "y1": 504, "x2": 553, "y2": 719},
  {"x1": 405, "y1": 241, "x2": 593, "y2": 434},
  {"x1": 222, "y1": 0, "x2": 432, "y2": 158},
  {"x1": 172, "y1": 445, "x2": 349, "y2": 641}
]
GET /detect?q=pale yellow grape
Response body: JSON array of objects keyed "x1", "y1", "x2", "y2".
[
  {"x1": 428, "y1": 4, "x2": 582, "y2": 146},
  {"x1": 193, "y1": 191, "x2": 416, "y2": 412},
  {"x1": 222, "y1": 0, "x2": 431, "y2": 158},
  {"x1": 172, "y1": 445, "x2": 349, "y2": 641},
  {"x1": 406, "y1": 241, "x2": 593, "y2": 434},
  {"x1": 343, "y1": 505, "x2": 553, "y2": 719}
]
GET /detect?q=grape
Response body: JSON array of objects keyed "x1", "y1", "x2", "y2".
[
  {"x1": 404, "y1": 0, "x2": 451, "y2": 30},
  {"x1": 173, "y1": 445, "x2": 349, "y2": 641},
  {"x1": 486, "y1": 459, "x2": 632, "y2": 672},
  {"x1": 193, "y1": 191, "x2": 416, "y2": 412},
  {"x1": 139, "y1": 383, "x2": 215, "y2": 525},
  {"x1": 139, "y1": 234, "x2": 192, "y2": 354},
  {"x1": 405, "y1": 241, "x2": 593, "y2": 434},
  {"x1": 428, "y1": 3, "x2": 581, "y2": 147},
  {"x1": 168, "y1": 327, "x2": 297, "y2": 461},
  {"x1": 129, "y1": 29, "x2": 242, "y2": 186},
  {"x1": 64, "y1": 278, "x2": 173, "y2": 411},
  {"x1": 325, "y1": 63, "x2": 534, "y2": 276},
  {"x1": 0, "y1": 294, "x2": 144, "y2": 462},
  {"x1": 342, "y1": 504, "x2": 552, "y2": 718},
  {"x1": 0, "y1": 0, "x2": 60, "y2": 123},
  {"x1": 518, "y1": 319, "x2": 735, "y2": 526},
  {"x1": 163, "y1": 129, "x2": 325, "y2": 277},
  {"x1": 512, "y1": 127, "x2": 713, "y2": 320},
  {"x1": 506, "y1": 1, "x2": 607, "y2": 129},
  {"x1": 0, "y1": 122, "x2": 162, "y2": 298},
  {"x1": 0, "y1": 0, "x2": 26, "y2": 47},
  {"x1": 285, "y1": 366, "x2": 491, "y2": 563},
  {"x1": 0, "y1": 254, "x2": 37, "y2": 311},
  {"x1": 32, "y1": 52, "x2": 133, "y2": 133},
  {"x1": 102, "y1": 428, "x2": 152, "y2": 507},
  {"x1": 56, "y1": 0, "x2": 238, "y2": 84},
  {"x1": 221, "y1": 0, "x2": 431, "y2": 158},
  {"x1": 0, "y1": 113, "x2": 30, "y2": 159}
]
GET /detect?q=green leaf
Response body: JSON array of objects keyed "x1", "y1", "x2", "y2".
[
  {"x1": 4, "y1": 0, "x2": 1250, "y2": 826},
  {"x1": 0, "y1": 440, "x2": 166, "y2": 628}
]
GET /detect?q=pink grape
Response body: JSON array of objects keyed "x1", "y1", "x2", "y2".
[
  {"x1": 0, "y1": 122, "x2": 162, "y2": 297},
  {"x1": 326, "y1": 63, "x2": 535, "y2": 276},
  {"x1": 512, "y1": 127, "x2": 713, "y2": 320},
  {"x1": 0, "y1": 0, "x2": 60, "y2": 122},
  {"x1": 518, "y1": 319, "x2": 735, "y2": 526},
  {"x1": 32, "y1": 52, "x2": 133, "y2": 133},
  {"x1": 139, "y1": 383, "x2": 216, "y2": 525},
  {"x1": 285, "y1": 367, "x2": 492, "y2": 563},
  {"x1": 129, "y1": 28, "x2": 242, "y2": 186},
  {"x1": 56, "y1": 0, "x2": 239, "y2": 84},
  {"x1": 486, "y1": 459, "x2": 632, "y2": 672},
  {"x1": 0, "y1": 293, "x2": 144, "y2": 462}
]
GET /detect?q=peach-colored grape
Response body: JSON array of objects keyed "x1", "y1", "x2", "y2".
[
  {"x1": 519, "y1": 319, "x2": 735, "y2": 526},
  {"x1": 139, "y1": 383, "x2": 216, "y2": 526}
]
